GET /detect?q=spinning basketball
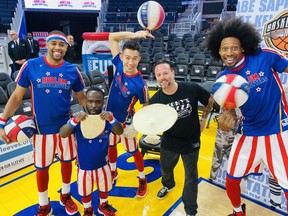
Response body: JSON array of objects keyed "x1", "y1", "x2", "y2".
[
  {"x1": 4, "y1": 115, "x2": 36, "y2": 143},
  {"x1": 212, "y1": 74, "x2": 250, "y2": 109},
  {"x1": 137, "y1": 1, "x2": 165, "y2": 30}
]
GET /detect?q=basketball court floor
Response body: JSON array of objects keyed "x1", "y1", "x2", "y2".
[{"x1": 0, "y1": 92, "x2": 284, "y2": 216}]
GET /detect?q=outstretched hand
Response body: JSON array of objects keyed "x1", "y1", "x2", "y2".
[{"x1": 134, "y1": 30, "x2": 154, "y2": 39}]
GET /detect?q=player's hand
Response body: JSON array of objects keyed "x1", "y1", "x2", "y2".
[
  {"x1": 75, "y1": 111, "x2": 88, "y2": 122},
  {"x1": 134, "y1": 30, "x2": 154, "y2": 39},
  {"x1": 100, "y1": 111, "x2": 113, "y2": 121},
  {"x1": 200, "y1": 118, "x2": 206, "y2": 132},
  {"x1": 218, "y1": 109, "x2": 236, "y2": 131},
  {"x1": 0, "y1": 128, "x2": 12, "y2": 144}
]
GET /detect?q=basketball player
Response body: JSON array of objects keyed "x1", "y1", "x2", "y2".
[
  {"x1": 150, "y1": 60, "x2": 214, "y2": 216},
  {"x1": 204, "y1": 17, "x2": 288, "y2": 215},
  {"x1": 60, "y1": 87, "x2": 123, "y2": 216},
  {"x1": 107, "y1": 30, "x2": 153, "y2": 197},
  {"x1": 0, "y1": 30, "x2": 85, "y2": 216}
]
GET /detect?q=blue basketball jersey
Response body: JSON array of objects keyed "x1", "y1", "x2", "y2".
[
  {"x1": 219, "y1": 48, "x2": 288, "y2": 136},
  {"x1": 106, "y1": 54, "x2": 149, "y2": 123},
  {"x1": 74, "y1": 122, "x2": 112, "y2": 170},
  {"x1": 16, "y1": 57, "x2": 85, "y2": 134}
]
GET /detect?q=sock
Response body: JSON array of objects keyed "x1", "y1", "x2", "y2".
[
  {"x1": 82, "y1": 195, "x2": 92, "y2": 208},
  {"x1": 226, "y1": 177, "x2": 242, "y2": 207},
  {"x1": 110, "y1": 162, "x2": 117, "y2": 171},
  {"x1": 234, "y1": 205, "x2": 243, "y2": 212},
  {"x1": 139, "y1": 171, "x2": 145, "y2": 179},
  {"x1": 38, "y1": 190, "x2": 49, "y2": 206},
  {"x1": 62, "y1": 182, "x2": 70, "y2": 194},
  {"x1": 99, "y1": 191, "x2": 108, "y2": 204},
  {"x1": 132, "y1": 150, "x2": 144, "y2": 172},
  {"x1": 108, "y1": 145, "x2": 118, "y2": 164}
]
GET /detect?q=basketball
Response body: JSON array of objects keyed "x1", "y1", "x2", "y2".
[
  {"x1": 212, "y1": 74, "x2": 250, "y2": 109},
  {"x1": 4, "y1": 115, "x2": 36, "y2": 143},
  {"x1": 137, "y1": 1, "x2": 165, "y2": 30}
]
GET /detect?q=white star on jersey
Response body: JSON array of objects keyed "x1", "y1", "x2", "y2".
[
  {"x1": 46, "y1": 72, "x2": 50, "y2": 76},
  {"x1": 259, "y1": 71, "x2": 264, "y2": 76},
  {"x1": 246, "y1": 70, "x2": 251, "y2": 75},
  {"x1": 256, "y1": 87, "x2": 261, "y2": 92}
]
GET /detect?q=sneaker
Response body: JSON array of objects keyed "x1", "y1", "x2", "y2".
[
  {"x1": 157, "y1": 186, "x2": 174, "y2": 200},
  {"x1": 111, "y1": 169, "x2": 119, "y2": 184},
  {"x1": 136, "y1": 177, "x2": 147, "y2": 198},
  {"x1": 59, "y1": 192, "x2": 79, "y2": 215},
  {"x1": 270, "y1": 199, "x2": 281, "y2": 209},
  {"x1": 98, "y1": 202, "x2": 115, "y2": 216},
  {"x1": 35, "y1": 202, "x2": 53, "y2": 216},
  {"x1": 83, "y1": 206, "x2": 95, "y2": 216},
  {"x1": 228, "y1": 203, "x2": 246, "y2": 216}
]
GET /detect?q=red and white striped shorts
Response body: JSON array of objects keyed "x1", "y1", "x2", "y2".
[
  {"x1": 33, "y1": 133, "x2": 77, "y2": 168},
  {"x1": 109, "y1": 132, "x2": 138, "y2": 153},
  {"x1": 77, "y1": 164, "x2": 112, "y2": 197},
  {"x1": 227, "y1": 130, "x2": 288, "y2": 190}
]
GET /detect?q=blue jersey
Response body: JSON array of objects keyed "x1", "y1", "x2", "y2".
[
  {"x1": 16, "y1": 57, "x2": 85, "y2": 134},
  {"x1": 219, "y1": 48, "x2": 288, "y2": 136},
  {"x1": 74, "y1": 122, "x2": 112, "y2": 170},
  {"x1": 106, "y1": 54, "x2": 149, "y2": 123}
]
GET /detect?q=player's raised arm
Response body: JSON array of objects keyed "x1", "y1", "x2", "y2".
[{"x1": 109, "y1": 31, "x2": 154, "y2": 57}]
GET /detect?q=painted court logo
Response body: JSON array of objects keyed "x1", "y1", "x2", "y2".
[{"x1": 263, "y1": 9, "x2": 288, "y2": 52}]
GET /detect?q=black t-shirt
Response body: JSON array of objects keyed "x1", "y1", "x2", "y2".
[{"x1": 149, "y1": 82, "x2": 210, "y2": 153}]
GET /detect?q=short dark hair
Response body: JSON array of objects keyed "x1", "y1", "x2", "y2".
[
  {"x1": 204, "y1": 17, "x2": 261, "y2": 61},
  {"x1": 154, "y1": 60, "x2": 175, "y2": 71},
  {"x1": 122, "y1": 40, "x2": 141, "y2": 52},
  {"x1": 86, "y1": 87, "x2": 105, "y2": 99}
]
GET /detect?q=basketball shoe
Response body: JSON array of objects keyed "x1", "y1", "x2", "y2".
[
  {"x1": 136, "y1": 177, "x2": 147, "y2": 198},
  {"x1": 83, "y1": 206, "x2": 95, "y2": 216},
  {"x1": 228, "y1": 204, "x2": 246, "y2": 216},
  {"x1": 36, "y1": 202, "x2": 53, "y2": 216},
  {"x1": 98, "y1": 201, "x2": 115, "y2": 216},
  {"x1": 59, "y1": 192, "x2": 78, "y2": 215}
]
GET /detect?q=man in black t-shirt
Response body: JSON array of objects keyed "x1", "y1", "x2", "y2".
[{"x1": 150, "y1": 60, "x2": 214, "y2": 216}]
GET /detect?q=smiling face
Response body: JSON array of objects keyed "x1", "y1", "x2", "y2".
[
  {"x1": 46, "y1": 40, "x2": 68, "y2": 65},
  {"x1": 86, "y1": 90, "x2": 104, "y2": 115},
  {"x1": 219, "y1": 37, "x2": 244, "y2": 68},
  {"x1": 154, "y1": 62, "x2": 175, "y2": 89},
  {"x1": 120, "y1": 48, "x2": 141, "y2": 75}
]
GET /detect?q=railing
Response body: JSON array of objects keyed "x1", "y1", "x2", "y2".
[{"x1": 98, "y1": 11, "x2": 177, "y2": 36}]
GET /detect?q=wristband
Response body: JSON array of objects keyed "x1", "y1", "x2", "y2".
[
  {"x1": 108, "y1": 116, "x2": 118, "y2": 127},
  {"x1": 0, "y1": 117, "x2": 7, "y2": 129},
  {"x1": 68, "y1": 117, "x2": 78, "y2": 128}
]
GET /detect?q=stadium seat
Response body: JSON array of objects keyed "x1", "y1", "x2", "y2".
[
  {"x1": 87, "y1": 70, "x2": 109, "y2": 97},
  {"x1": 0, "y1": 86, "x2": 8, "y2": 113},
  {"x1": 6, "y1": 82, "x2": 32, "y2": 116},
  {"x1": 175, "y1": 53, "x2": 189, "y2": 81},
  {"x1": 138, "y1": 52, "x2": 151, "y2": 79}
]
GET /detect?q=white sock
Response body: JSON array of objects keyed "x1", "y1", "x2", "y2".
[
  {"x1": 100, "y1": 198, "x2": 108, "y2": 204},
  {"x1": 62, "y1": 183, "x2": 70, "y2": 194},
  {"x1": 139, "y1": 171, "x2": 145, "y2": 179},
  {"x1": 38, "y1": 190, "x2": 49, "y2": 206},
  {"x1": 110, "y1": 163, "x2": 116, "y2": 171},
  {"x1": 83, "y1": 201, "x2": 92, "y2": 209},
  {"x1": 234, "y1": 205, "x2": 243, "y2": 212}
]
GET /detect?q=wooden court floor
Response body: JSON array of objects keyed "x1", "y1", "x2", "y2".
[{"x1": 0, "y1": 98, "x2": 284, "y2": 215}]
